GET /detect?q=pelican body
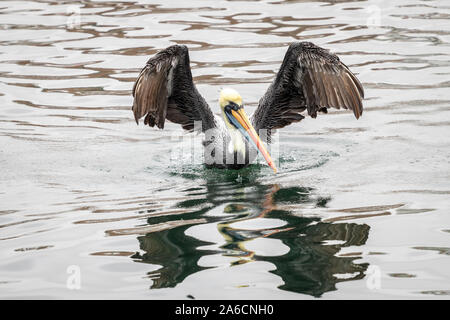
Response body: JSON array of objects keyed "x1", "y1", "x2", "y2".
[{"x1": 132, "y1": 42, "x2": 364, "y2": 172}]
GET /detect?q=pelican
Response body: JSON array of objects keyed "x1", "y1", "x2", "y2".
[{"x1": 132, "y1": 42, "x2": 364, "y2": 173}]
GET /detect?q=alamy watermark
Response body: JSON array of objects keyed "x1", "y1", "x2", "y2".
[
  {"x1": 366, "y1": 265, "x2": 381, "y2": 290},
  {"x1": 366, "y1": 5, "x2": 382, "y2": 28},
  {"x1": 66, "y1": 265, "x2": 81, "y2": 290},
  {"x1": 66, "y1": 5, "x2": 81, "y2": 29},
  {"x1": 168, "y1": 121, "x2": 280, "y2": 168}
]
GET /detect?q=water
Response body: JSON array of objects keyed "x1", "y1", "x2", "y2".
[{"x1": 0, "y1": 0, "x2": 449, "y2": 299}]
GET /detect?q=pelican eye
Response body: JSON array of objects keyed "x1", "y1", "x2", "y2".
[
  {"x1": 225, "y1": 101, "x2": 241, "y2": 112},
  {"x1": 224, "y1": 102, "x2": 243, "y2": 130}
]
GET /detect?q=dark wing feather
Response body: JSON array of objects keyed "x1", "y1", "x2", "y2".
[
  {"x1": 132, "y1": 45, "x2": 216, "y2": 131},
  {"x1": 253, "y1": 42, "x2": 364, "y2": 138}
]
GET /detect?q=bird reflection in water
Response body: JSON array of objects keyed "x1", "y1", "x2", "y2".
[{"x1": 132, "y1": 171, "x2": 370, "y2": 297}]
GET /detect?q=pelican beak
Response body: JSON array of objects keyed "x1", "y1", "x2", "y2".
[{"x1": 225, "y1": 106, "x2": 277, "y2": 173}]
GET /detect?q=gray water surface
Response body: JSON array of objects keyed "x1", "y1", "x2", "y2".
[{"x1": 0, "y1": 0, "x2": 449, "y2": 299}]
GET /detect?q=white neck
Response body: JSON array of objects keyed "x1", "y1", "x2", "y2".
[{"x1": 221, "y1": 110, "x2": 246, "y2": 155}]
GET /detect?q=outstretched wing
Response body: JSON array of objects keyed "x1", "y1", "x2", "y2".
[
  {"x1": 132, "y1": 45, "x2": 216, "y2": 131},
  {"x1": 252, "y1": 42, "x2": 364, "y2": 137}
]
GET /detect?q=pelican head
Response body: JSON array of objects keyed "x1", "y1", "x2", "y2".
[{"x1": 219, "y1": 88, "x2": 277, "y2": 173}]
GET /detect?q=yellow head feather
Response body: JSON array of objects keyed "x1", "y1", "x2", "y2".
[
  {"x1": 219, "y1": 88, "x2": 242, "y2": 108},
  {"x1": 219, "y1": 88, "x2": 246, "y2": 155}
]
